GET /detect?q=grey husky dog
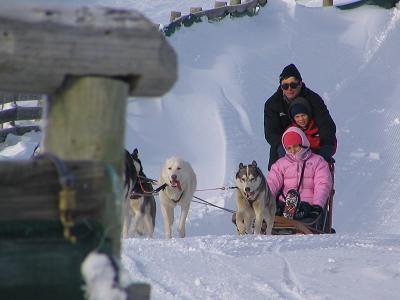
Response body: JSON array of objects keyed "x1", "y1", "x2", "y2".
[
  {"x1": 122, "y1": 149, "x2": 156, "y2": 238},
  {"x1": 235, "y1": 160, "x2": 276, "y2": 235}
]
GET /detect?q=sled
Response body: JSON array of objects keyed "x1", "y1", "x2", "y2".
[{"x1": 272, "y1": 163, "x2": 335, "y2": 235}]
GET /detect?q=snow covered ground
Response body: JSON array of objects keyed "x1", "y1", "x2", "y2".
[{"x1": 2, "y1": 0, "x2": 400, "y2": 299}]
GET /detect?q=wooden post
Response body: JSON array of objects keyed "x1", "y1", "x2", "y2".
[
  {"x1": 44, "y1": 77, "x2": 128, "y2": 170},
  {"x1": 0, "y1": 4, "x2": 177, "y2": 298},
  {"x1": 190, "y1": 7, "x2": 203, "y2": 14},
  {"x1": 230, "y1": 0, "x2": 242, "y2": 5},
  {"x1": 215, "y1": 1, "x2": 228, "y2": 8},
  {"x1": 43, "y1": 76, "x2": 130, "y2": 254},
  {"x1": 170, "y1": 11, "x2": 182, "y2": 22},
  {"x1": 323, "y1": 0, "x2": 333, "y2": 6}
]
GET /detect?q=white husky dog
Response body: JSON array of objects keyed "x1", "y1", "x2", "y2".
[
  {"x1": 159, "y1": 157, "x2": 197, "y2": 239},
  {"x1": 235, "y1": 160, "x2": 276, "y2": 235}
]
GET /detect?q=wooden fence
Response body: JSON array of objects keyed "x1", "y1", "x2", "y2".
[
  {"x1": 0, "y1": 93, "x2": 43, "y2": 142},
  {"x1": 0, "y1": 4, "x2": 176, "y2": 300},
  {"x1": 163, "y1": 0, "x2": 268, "y2": 36}
]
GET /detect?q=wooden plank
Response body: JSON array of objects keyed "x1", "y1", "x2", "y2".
[
  {"x1": 203, "y1": 6, "x2": 228, "y2": 20},
  {"x1": 0, "y1": 220, "x2": 105, "y2": 300},
  {"x1": 0, "y1": 5, "x2": 176, "y2": 97},
  {"x1": 215, "y1": 1, "x2": 227, "y2": 8},
  {"x1": 170, "y1": 11, "x2": 181, "y2": 22},
  {"x1": 0, "y1": 106, "x2": 42, "y2": 123},
  {"x1": 191, "y1": 0, "x2": 258, "y2": 19},
  {"x1": 0, "y1": 160, "x2": 109, "y2": 221},
  {"x1": 273, "y1": 216, "x2": 314, "y2": 234},
  {"x1": 227, "y1": 1, "x2": 258, "y2": 13},
  {"x1": 0, "y1": 93, "x2": 43, "y2": 104},
  {"x1": 0, "y1": 159, "x2": 123, "y2": 299},
  {"x1": 190, "y1": 7, "x2": 203, "y2": 14}
]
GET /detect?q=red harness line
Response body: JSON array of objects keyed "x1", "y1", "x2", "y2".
[
  {"x1": 138, "y1": 176, "x2": 154, "y2": 194},
  {"x1": 196, "y1": 186, "x2": 237, "y2": 191},
  {"x1": 136, "y1": 174, "x2": 237, "y2": 193}
]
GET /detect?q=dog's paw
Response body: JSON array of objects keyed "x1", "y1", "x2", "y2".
[
  {"x1": 178, "y1": 228, "x2": 186, "y2": 238},
  {"x1": 237, "y1": 225, "x2": 247, "y2": 235},
  {"x1": 164, "y1": 231, "x2": 172, "y2": 239}
]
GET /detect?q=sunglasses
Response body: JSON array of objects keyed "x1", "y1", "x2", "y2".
[{"x1": 281, "y1": 82, "x2": 300, "y2": 90}]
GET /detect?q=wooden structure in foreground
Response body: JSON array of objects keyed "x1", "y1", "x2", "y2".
[{"x1": 0, "y1": 4, "x2": 176, "y2": 300}]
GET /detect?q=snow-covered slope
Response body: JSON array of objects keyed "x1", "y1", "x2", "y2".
[
  {"x1": 125, "y1": 1, "x2": 400, "y2": 235},
  {"x1": 121, "y1": 1, "x2": 400, "y2": 298},
  {"x1": 1, "y1": 1, "x2": 400, "y2": 299}
]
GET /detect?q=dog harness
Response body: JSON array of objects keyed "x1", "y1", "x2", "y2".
[
  {"x1": 244, "y1": 182, "x2": 264, "y2": 207},
  {"x1": 171, "y1": 191, "x2": 184, "y2": 203},
  {"x1": 242, "y1": 165, "x2": 265, "y2": 207},
  {"x1": 163, "y1": 184, "x2": 184, "y2": 203}
]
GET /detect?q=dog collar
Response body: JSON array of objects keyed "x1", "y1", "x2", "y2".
[{"x1": 170, "y1": 191, "x2": 184, "y2": 203}]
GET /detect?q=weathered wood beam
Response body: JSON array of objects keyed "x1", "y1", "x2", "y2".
[
  {"x1": 0, "y1": 106, "x2": 42, "y2": 124},
  {"x1": 170, "y1": 11, "x2": 182, "y2": 22},
  {"x1": 0, "y1": 5, "x2": 176, "y2": 97},
  {"x1": 190, "y1": 7, "x2": 203, "y2": 14},
  {"x1": 0, "y1": 160, "x2": 110, "y2": 222},
  {"x1": 0, "y1": 93, "x2": 43, "y2": 104},
  {"x1": 215, "y1": 1, "x2": 227, "y2": 8},
  {"x1": 227, "y1": 0, "x2": 258, "y2": 13}
]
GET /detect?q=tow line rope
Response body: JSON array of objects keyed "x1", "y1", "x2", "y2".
[
  {"x1": 131, "y1": 176, "x2": 236, "y2": 214},
  {"x1": 196, "y1": 186, "x2": 238, "y2": 191},
  {"x1": 193, "y1": 195, "x2": 235, "y2": 214}
]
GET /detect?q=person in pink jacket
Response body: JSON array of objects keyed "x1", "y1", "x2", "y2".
[{"x1": 267, "y1": 126, "x2": 333, "y2": 220}]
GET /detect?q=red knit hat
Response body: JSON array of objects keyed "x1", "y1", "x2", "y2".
[{"x1": 283, "y1": 131, "x2": 302, "y2": 148}]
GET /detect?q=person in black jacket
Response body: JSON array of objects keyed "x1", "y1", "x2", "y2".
[{"x1": 264, "y1": 63, "x2": 336, "y2": 170}]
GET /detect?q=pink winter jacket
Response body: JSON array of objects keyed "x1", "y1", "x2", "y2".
[{"x1": 267, "y1": 127, "x2": 333, "y2": 208}]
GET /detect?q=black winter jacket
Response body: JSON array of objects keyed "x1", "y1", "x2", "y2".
[{"x1": 264, "y1": 83, "x2": 336, "y2": 169}]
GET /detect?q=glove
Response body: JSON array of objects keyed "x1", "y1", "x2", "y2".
[
  {"x1": 277, "y1": 144, "x2": 286, "y2": 158},
  {"x1": 317, "y1": 145, "x2": 335, "y2": 163},
  {"x1": 309, "y1": 205, "x2": 323, "y2": 218},
  {"x1": 294, "y1": 202, "x2": 312, "y2": 220}
]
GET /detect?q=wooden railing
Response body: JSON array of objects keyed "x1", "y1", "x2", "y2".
[
  {"x1": 163, "y1": 0, "x2": 268, "y2": 36},
  {"x1": 0, "y1": 93, "x2": 43, "y2": 142}
]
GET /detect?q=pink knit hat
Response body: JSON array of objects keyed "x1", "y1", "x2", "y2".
[{"x1": 282, "y1": 131, "x2": 302, "y2": 147}]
